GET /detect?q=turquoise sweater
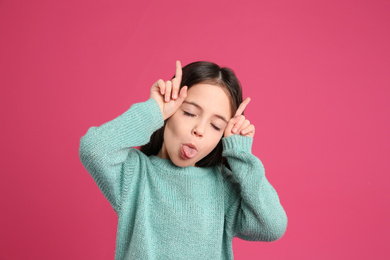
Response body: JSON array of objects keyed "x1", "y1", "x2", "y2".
[{"x1": 79, "y1": 98, "x2": 287, "y2": 260}]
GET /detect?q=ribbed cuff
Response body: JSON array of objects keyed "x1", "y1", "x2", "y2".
[
  {"x1": 222, "y1": 135, "x2": 253, "y2": 153},
  {"x1": 143, "y1": 98, "x2": 164, "y2": 131}
]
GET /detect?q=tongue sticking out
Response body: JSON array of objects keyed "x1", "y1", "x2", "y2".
[{"x1": 182, "y1": 145, "x2": 198, "y2": 159}]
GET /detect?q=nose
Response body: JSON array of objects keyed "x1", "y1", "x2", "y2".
[{"x1": 192, "y1": 122, "x2": 205, "y2": 138}]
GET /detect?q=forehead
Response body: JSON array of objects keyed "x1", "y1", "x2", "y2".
[{"x1": 185, "y1": 83, "x2": 232, "y2": 119}]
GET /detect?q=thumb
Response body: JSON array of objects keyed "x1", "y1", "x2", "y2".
[
  {"x1": 162, "y1": 86, "x2": 188, "y2": 120},
  {"x1": 175, "y1": 86, "x2": 187, "y2": 105},
  {"x1": 224, "y1": 115, "x2": 240, "y2": 137}
]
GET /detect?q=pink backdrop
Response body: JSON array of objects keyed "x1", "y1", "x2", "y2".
[{"x1": 1, "y1": 0, "x2": 389, "y2": 259}]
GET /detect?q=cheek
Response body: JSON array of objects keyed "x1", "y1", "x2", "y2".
[
  {"x1": 205, "y1": 133, "x2": 223, "y2": 150},
  {"x1": 165, "y1": 116, "x2": 183, "y2": 139}
]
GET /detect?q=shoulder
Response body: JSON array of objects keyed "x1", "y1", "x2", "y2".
[
  {"x1": 121, "y1": 148, "x2": 154, "y2": 175},
  {"x1": 125, "y1": 148, "x2": 152, "y2": 164}
]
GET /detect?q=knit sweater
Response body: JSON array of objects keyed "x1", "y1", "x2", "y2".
[{"x1": 79, "y1": 98, "x2": 287, "y2": 260}]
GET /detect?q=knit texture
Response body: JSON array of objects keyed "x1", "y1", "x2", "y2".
[{"x1": 79, "y1": 98, "x2": 287, "y2": 260}]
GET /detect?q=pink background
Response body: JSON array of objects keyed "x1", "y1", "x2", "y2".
[{"x1": 1, "y1": 0, "x2": 389, "y2": 259}]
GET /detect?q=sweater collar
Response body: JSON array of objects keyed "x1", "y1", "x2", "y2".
[{"x1": 149, "y1": 155, "x2": 213, "y2": 176}]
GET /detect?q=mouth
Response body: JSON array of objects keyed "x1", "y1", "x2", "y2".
[{"x1": 181, "y1": 143, "x2": 198, "y2": 159}]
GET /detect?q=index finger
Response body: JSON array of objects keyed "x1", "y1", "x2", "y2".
[
  {"x1": 235, "y1": 97, "x2": 251, "y2": 116},
  {"x1": 174, "y1": 60, "x2": 182, "y2": 80}
]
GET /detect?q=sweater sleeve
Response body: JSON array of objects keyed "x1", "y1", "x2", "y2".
[
  {"x1": 222, "y1": 135, "x2": 287, "y2": 242},
  {"x1": 79, "y1": 98, "x2": 164, "y2": 213}
]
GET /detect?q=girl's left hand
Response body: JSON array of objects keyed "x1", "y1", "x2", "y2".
[{"x1": 224, "y1": 97, "x2": 255, "y2": 138}]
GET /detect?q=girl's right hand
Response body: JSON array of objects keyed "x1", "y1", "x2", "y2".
[{"x1": 150, "y1": 60, "x2": 188, "y2": 120}]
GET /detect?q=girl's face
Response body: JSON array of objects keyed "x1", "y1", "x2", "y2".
[{"x1": 158, "y1": 83, "x2": 232, "y2": 167}]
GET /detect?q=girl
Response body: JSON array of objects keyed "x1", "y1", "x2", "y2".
[{"x1": 79, "y1": 61, "x2": 287, "y2": 260}]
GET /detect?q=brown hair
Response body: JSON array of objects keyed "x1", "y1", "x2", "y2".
[{"x1": 140, "y1": 61, "x2": 243, "y2": 167}]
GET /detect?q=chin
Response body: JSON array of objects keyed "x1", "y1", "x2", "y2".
[{"x1": 170, "y1": 156, "x2": 197, "y2": 168}]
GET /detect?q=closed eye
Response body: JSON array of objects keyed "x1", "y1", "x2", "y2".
[
  {"x1": 184, "y1": 111, "x2": 196, "y2": 117},
  {"x1": 211, "y1": 124, "x2": 221, "y2": 131}
]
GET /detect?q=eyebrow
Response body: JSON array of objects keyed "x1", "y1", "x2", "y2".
[{"x1": 183, "y1": 101, "x2": 228, "y2": 123}]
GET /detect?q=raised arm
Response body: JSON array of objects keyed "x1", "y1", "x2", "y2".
[
  {"x1": 223, "y1": 99, "x2": 287, "y2": 241},
  {"x1": 79, "y1": 98, "x2": 164, "y2": 212},
  {"x1": 79, "y1": 61, "x2": 187, "y2": 212}
]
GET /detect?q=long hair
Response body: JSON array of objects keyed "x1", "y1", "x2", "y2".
[{"x1": 140, "y1": 61, "x2": 243, "y2": 167}]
